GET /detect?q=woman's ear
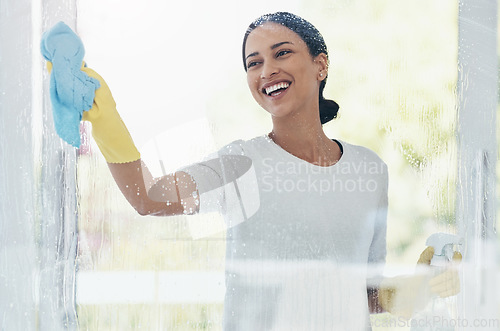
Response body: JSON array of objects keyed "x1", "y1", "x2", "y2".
[{"x1": 314, "y1": 53, "x2": 329, "y2": 81}]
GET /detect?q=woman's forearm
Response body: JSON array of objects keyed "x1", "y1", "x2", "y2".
[{"x1": 107, "y1": 159, "x2": 186, "y2": 216}]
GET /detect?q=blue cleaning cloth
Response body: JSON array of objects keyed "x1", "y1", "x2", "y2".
[{"x1": 40, "y1": 21, "x2": 100, "y2": 148}]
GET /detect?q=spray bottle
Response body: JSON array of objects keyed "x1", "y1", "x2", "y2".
[
  {"x1": 411, "y1": 232, "x2": 463, "y2": 331},
  {"x1": 425, "y1": 233, "x2": 463, "y2": 267}
]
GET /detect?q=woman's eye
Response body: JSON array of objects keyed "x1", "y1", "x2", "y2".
[
  {"x1": 247, "y1": 61, "x2": 260, "y2": 68},
  {"x1": 276, "y1": 50, "x2": 291, "y2": 57}
]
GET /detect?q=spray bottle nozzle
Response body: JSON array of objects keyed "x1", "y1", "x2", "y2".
[{"x1": 425, "y1": 233, "x2": 463, "y2": 266}]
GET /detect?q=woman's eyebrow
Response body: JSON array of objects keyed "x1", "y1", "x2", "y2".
[
  {"x1": 246, "y1": 52, "x2": 259, "y2": 61},
  {"x1": 271, "y1": 41, "x2": 293, "y2": 50},
  {"x1": 245, "y1": 41, "x2": 294, "y2": 61}
]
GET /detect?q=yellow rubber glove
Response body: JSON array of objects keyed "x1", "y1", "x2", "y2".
[
  {"x1": 378, "y1": 247, "x2": 461, "y2": 318},
  {"x1": 47, "y1": 61, "x2": 140, "y2": 163},
  {"x1": 80, "y1": 66, "x2": 140, "y2": 163}
]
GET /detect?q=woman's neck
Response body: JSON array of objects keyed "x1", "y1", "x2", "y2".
[{"x1": 269, "y1": 117, "x2": 341, "y2": 167}]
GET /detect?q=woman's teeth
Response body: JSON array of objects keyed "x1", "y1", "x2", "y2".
[{"x1": 265, "y1": 82, "x2": 290, "y2": 95}]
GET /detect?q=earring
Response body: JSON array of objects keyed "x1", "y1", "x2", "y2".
[{"x1": 319, "y1": 73, "x2": 323, "y2": 77}]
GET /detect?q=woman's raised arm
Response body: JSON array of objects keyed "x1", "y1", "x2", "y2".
[{"x1": 79, "y1": 66, "x2": 199, "y2": 217}]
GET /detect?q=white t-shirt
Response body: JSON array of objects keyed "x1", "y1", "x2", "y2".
[{"x1": 181, "y1": 135, "x2": 388, "y2": 330}]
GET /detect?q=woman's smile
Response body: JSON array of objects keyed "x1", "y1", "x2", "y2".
[
  {"x1": 262, "y1": 80, "x2": 292, "y2": 99},
  {"x1": 263, "y1": 81, "x2": 290, "y2": 96}
]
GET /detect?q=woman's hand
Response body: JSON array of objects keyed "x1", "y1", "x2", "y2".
[
  {"x1": 418, "y1": 246, "x2": 462, "y2": 298},
  {"x1": 377, "y1": 246, "x2": 461, "y2": 319}
]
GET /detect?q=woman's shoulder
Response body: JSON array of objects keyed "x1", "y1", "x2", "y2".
[
  {"x1": 339, "y1": 140, "x2": 386, "y2": 166},
  {"x1": 216, "y1": 135, "x2": 270, "y2": 155}
]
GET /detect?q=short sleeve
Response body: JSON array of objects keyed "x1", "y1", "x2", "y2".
[
  {"x1": 180, "y1": 157, "x2": 226, "y2": 214},
  {"x1": 178, "y1": 140, "x2": 260, "y2": 225}
]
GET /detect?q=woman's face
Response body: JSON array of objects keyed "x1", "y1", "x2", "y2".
[{"x1": 244, "y1": 23, "x2": 327, "y2": 121}]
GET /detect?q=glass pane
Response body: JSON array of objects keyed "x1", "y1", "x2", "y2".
[
  {"x1": 5, "y1": 0, "x2": 498, "y2": 329},
  {"x1": 72, "y1": 0, "x2": 484, "y2": 330}
]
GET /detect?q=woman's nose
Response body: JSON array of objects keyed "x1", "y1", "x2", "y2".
[{"x1": 260, "y1": 61, "x2": 279, "y2": 79}]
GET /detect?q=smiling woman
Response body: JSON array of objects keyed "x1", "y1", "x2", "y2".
[
  {"x1": 29, "y1": 1, "x2": 475, "y2": 330},
  {"x1": 40, "y1": 9, "x2": 456, "y2": 330},
  {"x1": 4, "y1": 0, "x2": 497, "y2": 329}
]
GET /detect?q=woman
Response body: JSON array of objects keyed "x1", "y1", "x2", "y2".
[{"x1": 45, "y1": 11, "x2": 458, "y2": 330}]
